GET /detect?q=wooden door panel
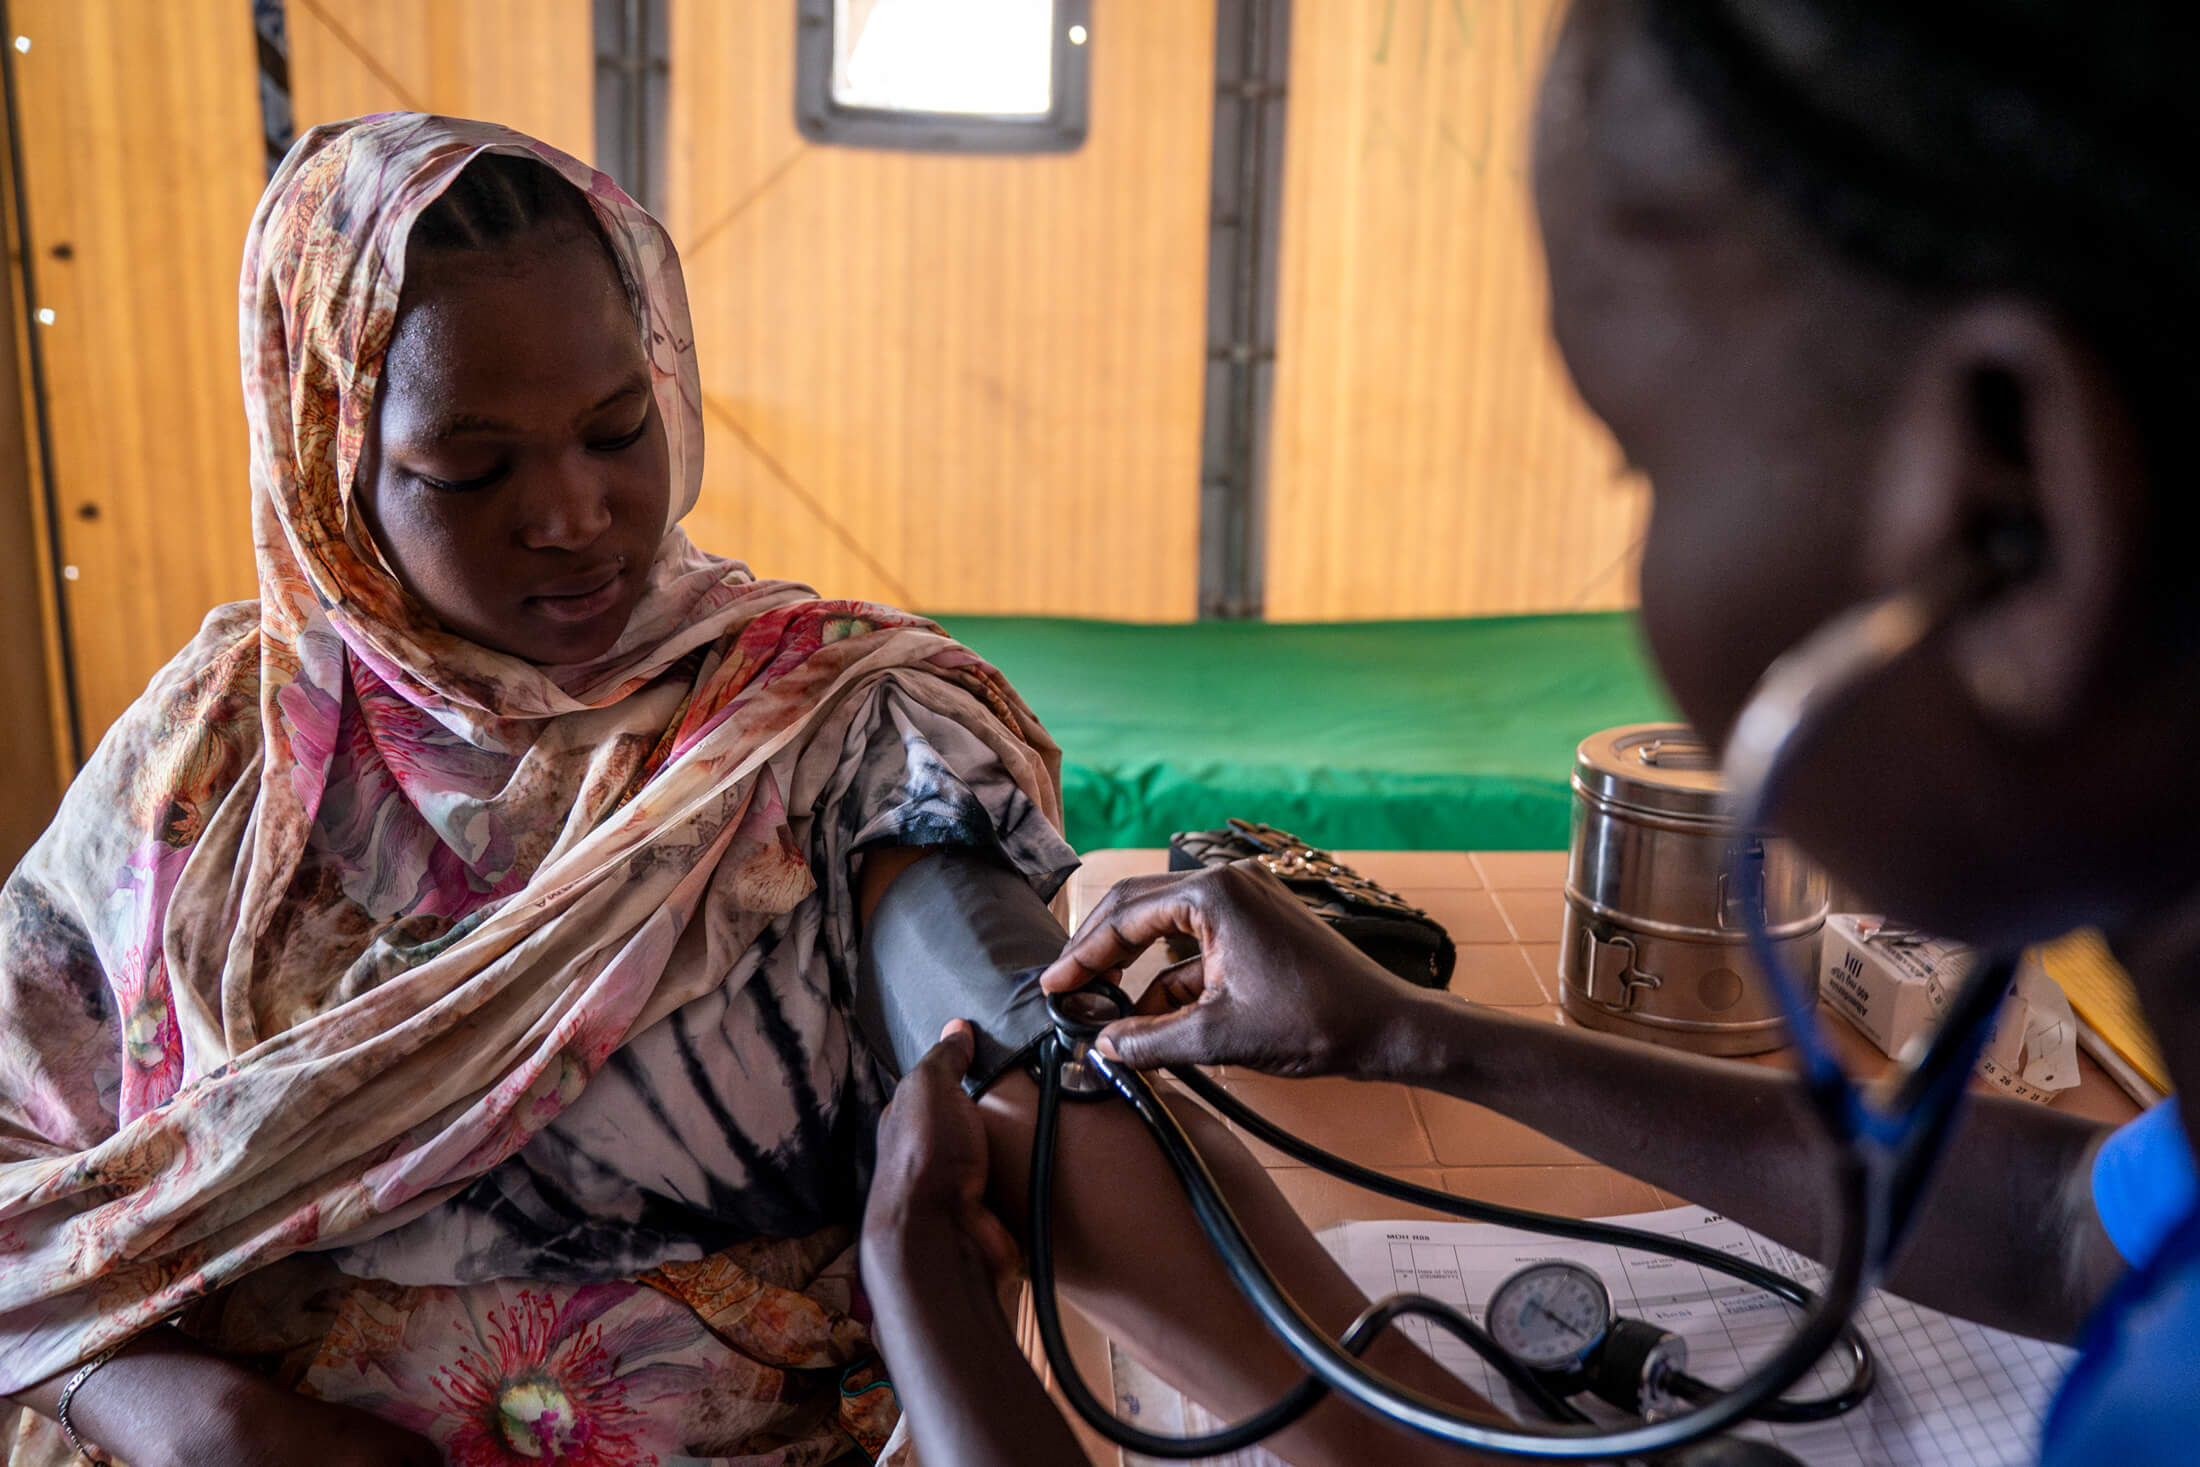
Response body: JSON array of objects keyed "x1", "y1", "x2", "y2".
[
  {"x1": 665, "y1": 1, "x2": 1212, "y2": 620},
  {"x1": 1265, "y1": 0, "x2": 1647, "y2": 620},
  {"x1": 12, "y1": 0, "x2": 266, "y2": 746}
]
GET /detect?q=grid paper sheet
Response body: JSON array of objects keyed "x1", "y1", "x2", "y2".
[{"x1": 1109, "y1": 1206, "x2": 2072, "y2": 1467}]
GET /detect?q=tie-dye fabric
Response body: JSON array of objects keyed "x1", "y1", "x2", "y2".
[{"x1": 0, "y1": 113, "x2": 1067, "y2": 1461}]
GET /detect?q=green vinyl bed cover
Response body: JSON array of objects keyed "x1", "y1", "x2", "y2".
[{"x1": 935, "y1": 611, "x2": 1677, "y2": 854}]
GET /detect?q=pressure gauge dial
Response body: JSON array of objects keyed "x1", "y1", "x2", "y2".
[{"x1": 1486, "y1": 1261, "x2": 1616, "y2": 1374}]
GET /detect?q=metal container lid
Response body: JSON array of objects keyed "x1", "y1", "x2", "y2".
[{"x1": 1571, "y1": 723, "x2": 1727, "y2": 821}]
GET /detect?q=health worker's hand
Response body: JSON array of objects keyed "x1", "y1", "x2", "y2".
[
  {"x1": 1038, "y1": 861, "x2": 1437, "y2": 1080},
  {"x1": 861, "y1": 1021, "x2": 1022, "y2": 1297}
]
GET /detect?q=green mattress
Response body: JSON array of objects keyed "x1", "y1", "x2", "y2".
[{"x1": 934, "y1": 612, "x2": 1677, "y2": 854}]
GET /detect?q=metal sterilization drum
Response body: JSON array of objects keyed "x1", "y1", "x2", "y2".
[{"x1": 1558, "y1": 724, "x2": 1828, "y2": 1056}]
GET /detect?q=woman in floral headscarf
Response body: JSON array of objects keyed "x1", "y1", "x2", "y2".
[
  {"x1": 0, "y1": 116, "x2": 1464, "y2": 1467},
  {"x1": 0, "y1": 113, "x2": 1075, "y2": 1466}
]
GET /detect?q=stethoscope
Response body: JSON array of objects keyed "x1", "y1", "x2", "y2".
[{"x1": 1025, "y1": 553, "x2": 2030, "y2": 1462}]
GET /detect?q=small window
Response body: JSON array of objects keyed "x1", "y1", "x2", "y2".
[{"x1": 795, "y1": 0, "x2": 1092, "y2": 153}]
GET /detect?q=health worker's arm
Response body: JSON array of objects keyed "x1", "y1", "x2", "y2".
[{"x1": 1042, "y1": 863, "x2": 2129, "y2": 1344}]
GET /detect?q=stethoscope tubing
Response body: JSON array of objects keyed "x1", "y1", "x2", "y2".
[{"x1": 1027, "y1": 1027, "x2": 1882, "y2": 1458}]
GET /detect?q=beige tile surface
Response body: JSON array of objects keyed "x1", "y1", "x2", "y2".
[
  {"x1": 1214, "y1": 1071, "x2": 1435, "y2": 1170},
  {"x1": 1470, "y1": 850, "x2": 1570, "y2": 890},
  {"x1": 1412, "y1": 1089, "x2": 1596, "y2": 1167},
  {"x1": 1269, "y1": 1164, "x2": 1664, "y2": 1230},
  {"x1": 1401, "y1": 886, "x2": 1515, "y2": 945},
  {"x1": 1490, "y1": 885, "x2": 1569, "y2": 947},
  {"x1": 1332, "y1": 849, "x2": 1482, "y2": 888},
  {"x1": 1521, "y1": 942, "x2": 1563, "y2": 993},
  {"x1": 1262, "y1": 1165, "x2": 1462, "y2": 1230},
  {"x1": 1442, "y1": 944, "x2": 1549, "y2": 1006}
]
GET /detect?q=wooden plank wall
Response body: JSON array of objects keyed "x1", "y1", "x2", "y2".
[
  {"x1": 286, "y1": 0, "x2": 595, "y2": 165},
  {"x1": 0, "y1": 101, "x2": 61, "y2": 873},
  {"x1": 662, "y1": 3, "x2": 1212, "y2": 620},
  {"x1": 1263, "y1": 0, "x2": 1648, "y2": 620},
  {"x1": 1, "y1": 0, "x2": 593, "y2": 762},
  {"x1": 8, "y1": 0, "x2": 266, "y2": 748}
]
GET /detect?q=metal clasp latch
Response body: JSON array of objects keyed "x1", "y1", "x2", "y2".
[{"x1": 1583, "y1": 929, "x2": 1662, "y2": 1011}]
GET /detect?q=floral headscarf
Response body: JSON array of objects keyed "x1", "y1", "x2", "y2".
[{"x1": 0, "y1": 114, "x2": 1060, "y2": 1393}]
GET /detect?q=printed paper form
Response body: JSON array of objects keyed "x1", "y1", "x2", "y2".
[{"x1": 1111, "y1": 1206, "x2": 2072, "y2": 1467}]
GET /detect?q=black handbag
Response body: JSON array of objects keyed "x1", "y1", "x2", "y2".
[{"x1": 1166, "y1": 819, "x2": 1457, "y2": 989}]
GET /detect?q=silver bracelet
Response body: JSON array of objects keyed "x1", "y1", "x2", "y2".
[{"x1": 54, "y1": 1338, "x2": 129, "y2": 1459}]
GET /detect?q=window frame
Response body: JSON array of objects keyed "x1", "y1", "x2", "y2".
[{"x1": 793, "y1": 0, "x2": 1094, "y2": 154}]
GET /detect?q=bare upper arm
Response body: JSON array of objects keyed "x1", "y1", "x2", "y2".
[{"x1": 858, "y1": 845, "x2": 936, "y2": 927}]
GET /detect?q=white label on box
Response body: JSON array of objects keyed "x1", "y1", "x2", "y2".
[
  {"x1": 1819, "y1": 914, "x2": 1956, "y2": 1059},
  {"x1": 1820, "y1": 914, "x2": 2077, "y2": 1102}
]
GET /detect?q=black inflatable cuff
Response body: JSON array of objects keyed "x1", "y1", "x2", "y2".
[{"x1": 854, "y1": 847, "x2": 1066, "y2": 1097}]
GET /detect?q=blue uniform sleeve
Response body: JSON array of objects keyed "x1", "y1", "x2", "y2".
[{"x1": 2091, "y1": 1100, "x2": 2197, "y2": 1269}]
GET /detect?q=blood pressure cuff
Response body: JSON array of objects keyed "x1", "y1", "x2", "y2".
[{"x1": 854, "y1": 848, "x2": 1066, "y2": 1097}]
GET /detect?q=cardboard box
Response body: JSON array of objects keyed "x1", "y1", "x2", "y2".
[{"x1": 1819, "y1": 913, "x2": 1962, "y2": 1060}]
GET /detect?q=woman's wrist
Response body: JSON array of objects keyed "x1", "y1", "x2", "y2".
[{"x1": 62, "y1": 1332, "x2": 273, "y2": 1467}]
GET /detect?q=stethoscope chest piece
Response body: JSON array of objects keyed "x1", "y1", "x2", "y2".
[{"x1": 1045, "y1": 981, "x2": 1132, "y2": 1099}]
